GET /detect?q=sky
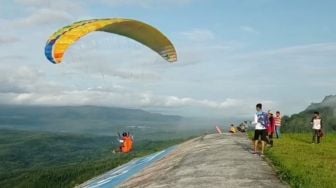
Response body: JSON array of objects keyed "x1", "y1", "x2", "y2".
[{"x1": 1, "y1": 0, "x2": 336, "y2": 119}]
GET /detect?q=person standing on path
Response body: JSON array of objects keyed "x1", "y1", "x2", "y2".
[{"x1": 252, "y1": 103, "x2": 268, "y2": 156}]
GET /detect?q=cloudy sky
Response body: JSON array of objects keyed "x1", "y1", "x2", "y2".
[{"x1": 1, "y1": 0, "x2": 336, "y2": 118}]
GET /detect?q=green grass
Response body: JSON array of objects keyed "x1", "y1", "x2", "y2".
[
  {"x1": 0, "y1": 129, "x2": 189, "y2": 188},
  {"x1": 1, "y1": 140, "x2": 184, "y2": 188},
  {"x1": 265, "y1": 133, "x2": 336, "y2": 188}
]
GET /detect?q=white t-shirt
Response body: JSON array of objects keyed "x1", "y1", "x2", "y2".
[
  {"x1": 312, "y1": 118, "x2": 321, "y2": 130},
  {"x1": 253, "y1": 113, "x2": 266, "y2": 130}
]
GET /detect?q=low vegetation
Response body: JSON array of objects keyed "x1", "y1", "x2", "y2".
[
  {"x1": 266, "y1": 133, "x2": 336, "y2": 188},
  {"x1": 281, "y1": 105, "x2": 336, "y2": 133},
  {"x1": 0, "y1": 129, "x2": 187, "y2": 188}
]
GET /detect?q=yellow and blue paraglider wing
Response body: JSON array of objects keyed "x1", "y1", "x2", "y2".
[
  {"x1": 44, "y1": 18, "x2": 177, "y2": 64},
  {"x1": 45, "y1": 20, "x2": 94, "y2": 64}
]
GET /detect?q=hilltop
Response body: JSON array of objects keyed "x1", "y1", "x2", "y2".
[
  {"x1": 306, "y1": 95, "x2": 336, "y2": 110},
  {"x1": 118, "y1": 134, "x2": 287, "y2": 188}
]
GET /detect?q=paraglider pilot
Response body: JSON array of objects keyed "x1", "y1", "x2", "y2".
[{"x1": 119, "y1": 132, "x2": 133, "y2": 153}]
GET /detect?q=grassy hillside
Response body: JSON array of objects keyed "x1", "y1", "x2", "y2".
[
  {"x1": 282, "y1": 107, "x2": 336, "y2": 133},
  {"x1": 282, "y1": 96, "x2": 336, "y2": 132},
  {"x1": 266, "y1": 133, "x2": 336, "y2": 188},
  {"x1": 0, "y1": 129, "x2": 189, "y2": 188}
]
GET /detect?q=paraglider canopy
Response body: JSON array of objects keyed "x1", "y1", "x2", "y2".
[{"x1": 44, "y1": 18, "x2": 177, "y2": 64}]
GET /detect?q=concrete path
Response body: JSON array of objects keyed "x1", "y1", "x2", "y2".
[{"x1": 120, "y1": 133, "x2": 288, "y2": 188}]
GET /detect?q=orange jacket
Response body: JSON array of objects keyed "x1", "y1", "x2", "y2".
[{"x1": 121, "y1": 136, "x2": 133, "y2": 153}]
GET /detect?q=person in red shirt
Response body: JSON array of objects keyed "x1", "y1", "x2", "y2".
[{"x1": 267, "y1": 112, "x2": 275, "y2": 146}]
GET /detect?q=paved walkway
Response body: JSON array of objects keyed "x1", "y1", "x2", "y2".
[{"x1": 120, "y1": 133, "x2": 288, "y2": 188}]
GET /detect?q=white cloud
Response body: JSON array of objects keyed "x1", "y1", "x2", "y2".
[
  {"x1": 0, "y1": 75, "x2": 277, "y2": 117},
  {"x1": 15, "y1": 0, "x2": 51, "y2": 7},
  {"x1": 104, "y1": 69, "x2": 160, "y2": 80},
  {"x1": 0, "y1": 65, "x2": 276, "y2": 117},
  {"x1": 0, "y1": 0, "x2": 85, "y2": 30},
  {"x1": 240, "y1": 25, "x2": 259, "y2": 34},
  {"x1": 15, "y1": 0, "x2": 83, "y2": 12},
  {"x1": 60, "y1": 53, "x2": 162, "y2": 81},
  {"x1": 0, "y1": 67, "x2": 237, "y2": 109},
  {"x1": 180, "y1": 29, "x2": 215, "y2": 42},
  {"x1": 0, "y1": 35, "x2": 20, "y2": 44},
  {"x1": 12, "y1": 8, "x2": 73, "y2": 27},
  {"x1": 95, "y1": 0, "x2": 193, "y2": 7},
  {"x1": 230, "y1": 42, "x2": 336, "y2": 64},
  {"x1": 0, "y1": 65, "x2": 68, "y2": 94},
  {"x1": 136, "y1": 94, "x2": 243, "y2": 109},
  {"x1": 172, "y1": 28, "x2": 241, "y2": 65}
]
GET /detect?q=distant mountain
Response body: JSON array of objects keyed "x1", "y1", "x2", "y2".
[
  {"x1": 282, "y1": 95, "x2": 336, "y2": 132},
  {"x1": 0, "y1": 105, "x2": 189, "y2": 137},
  {"x1": 306, "y1": 95, "x2": 336, "y2": 110}
]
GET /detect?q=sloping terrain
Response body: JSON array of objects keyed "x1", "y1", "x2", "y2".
[{"x1": 120, "y1": 133, "x2": 287, "y2": 188}]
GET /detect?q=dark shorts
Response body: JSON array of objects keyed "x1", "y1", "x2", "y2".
[{"x1": 254, "y1": 129, "x2": 267, "y2": 141}]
